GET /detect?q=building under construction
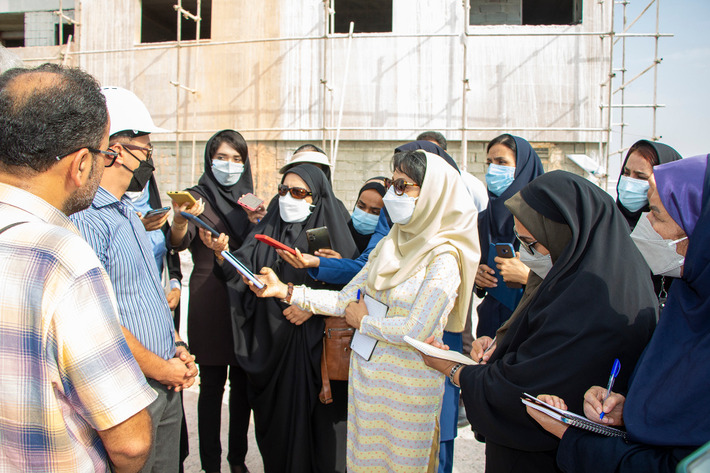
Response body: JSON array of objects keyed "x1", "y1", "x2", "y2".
[{"x1": 1, "y1": 0, "x2": 667, "y2": 204}]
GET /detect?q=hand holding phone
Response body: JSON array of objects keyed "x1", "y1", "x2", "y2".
[
  {"x1": 180, "y1": 212, "x2": 220, "y2": 237},
  {"x1": 167, "y1": 191, "x2": 197, "y2": 208},
  {"x1": 238, "y1": 193, "x2": 264, "y2": 212},
  {"x1": 495, "y1": 243, "x2": 523, "y2": 288},
  {"x1": 144, "y1": 206, "x2": 171, "y2": 218},
  {"x1": 254, "y1": 234, "x2": 297, "y2": 255}
]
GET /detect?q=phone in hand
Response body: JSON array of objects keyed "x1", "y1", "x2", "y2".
[
  {"x1": 237, "y1": 193, "x2": 264, "y2": 212},
  {"x1": 179, "y1": 211, "x2": 220, "y2": 238},
  {"x1": 167, "y1": 191, "x2": 197, "y2": 208},
  {"x1": 221, "y1": 251, "x2": 264, "y2": 289},
  {"x1": 495, "y1": 243, "x2": 522, "y2": 289},
  {"x1": 306, "y1": 226, "x2": 331, "y2": 254},
  {"x1": 254, "y1": 234, "x2": 297, "y2": 255},
  {"x1": 143, "y1": 206, "x2": 171, "y2": 218}
]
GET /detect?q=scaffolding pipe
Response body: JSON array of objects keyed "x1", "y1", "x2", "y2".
[
  {"x1": 460, "y1": 0, "x2": 471, "y2": 172},
  {"x1": 331, "y1": 21, "x2": 355, "y2": 171},
  {"x1": 652, "y1": 0, "x2": 660, "y2": 140},
  {"x1": 320, "y1": 0, "x2": 330, "y2": 152}
]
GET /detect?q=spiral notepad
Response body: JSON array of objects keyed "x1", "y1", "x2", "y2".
[{"x1": 521, "y1": 392, "x2": 628, "y2": 439}]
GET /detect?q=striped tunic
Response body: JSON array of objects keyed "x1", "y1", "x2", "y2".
[{"x1": 293, "y1": 251, "x2": 460, "y2": 472}]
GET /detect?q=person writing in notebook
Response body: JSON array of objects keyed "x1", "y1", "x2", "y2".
[
  {"x1": 237, "y1": 150, "x2": 480, "y2": 472},
  {"x1": 527, "y1": 155, "x2": 709, "y2": 473},
  {"x1": 421, "y1": 171, "x2": 657, "y2": 473}
]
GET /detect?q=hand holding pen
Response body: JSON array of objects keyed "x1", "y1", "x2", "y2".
[{"x1": 599, "y1": 358, "x2": 621, "y2": 420}]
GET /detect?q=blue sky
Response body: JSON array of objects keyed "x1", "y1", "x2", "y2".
[{"x1": 612, "y1": 0, "x2": 709, "y2": 160}]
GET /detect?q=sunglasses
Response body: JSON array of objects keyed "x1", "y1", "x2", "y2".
[
  {"x1": 384, "y1": 178, "x2": 420, "y2": 196},
  {"x1": 514, "y1": 227, "x2": 538, "y2": 255},
  {"x1": 122, "y1": 143, "x2": 154, "y2": 161},
  {"x1": 56, "y1": 147, "x2": 120, "y2": 168},
  {"x1": 278, "y1": 184, "x2": 312, "y2": 199}
]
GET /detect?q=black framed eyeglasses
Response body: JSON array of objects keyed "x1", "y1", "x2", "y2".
[
  {"x1": 277, "y1": 184, "x2": 312, "y2": 199},
  {"x1": 55, "y1": 147, "x2": 120, "y2": 167},
  {"x1": 122, "y1": 143, "x2": 153, "y2": 161},
  {"x1": 384, "y1": 178, "x2": 420, "y2": 196},
  {"x1": 514, "y1": 227, "x2": 538, "y2": 255}
]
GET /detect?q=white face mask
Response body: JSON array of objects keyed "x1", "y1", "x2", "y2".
[
  {"x1": 279, "y1": 192, "x2": 313, "y2": 223},
  {"x1": 124, "y1": 183, "x2": 149, "y2": 203},
  {"x1": 211, "y1": 160, "x2": 244, "y2": 186},
  {"x1": 382, "y1": 186, "x2": 418, "y2": 225},
  {"x1": 630, "y1": 214, "x2": 687, "y2": 278},
  {"x1": 519, "y1": 246, "x2": 553, "y2": 279}
]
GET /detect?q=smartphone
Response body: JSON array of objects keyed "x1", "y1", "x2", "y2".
[
  {"x1": 254, "y1": 234, "x2": 297, "y2": 256},
  {"x1": 143, "y1": 206, "x2": 170, "y2": 218},
  {"x1": 167, "y1": 191, "x2": 197, "y2": 208},
  {"x1": 306, "y1": 226, "x2": 331, "y2": 254},
  {"x1": 495, "y1": 242, "x2": 522, "y2": 289},
  {"x1": 677, "y1": 441, "x2": 710, "y2": 473},
  {"x1": 221, "y1": 251, "x2": 265, "y2": 289},
  {"x1": 237, "y1": 193, "x2": 264, "y2": 212},
  {"x1": 179, "y1": 211, "x2": 220, "y2": 238}
]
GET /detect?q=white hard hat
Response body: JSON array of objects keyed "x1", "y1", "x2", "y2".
[
  {"x1": 101, "y1": 86, "x2": 169, "y2": 137},
  {"x1": 279, "y1": 151, "x2": 332, "y2": 174}
]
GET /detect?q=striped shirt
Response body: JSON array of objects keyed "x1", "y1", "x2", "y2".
[
  {"x1": 0, "y1": 183, "x2": 156, "y2": 471},
  {"x1": 69, "y1": 186, "x2": 176, "y2": 360}
]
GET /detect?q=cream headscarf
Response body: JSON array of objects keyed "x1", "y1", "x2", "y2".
[{"x1": 367, "y1": 151, "x2": 480, "y2": 332}]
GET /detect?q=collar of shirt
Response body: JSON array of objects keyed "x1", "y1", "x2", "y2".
[
  {"x1": 0, "y1": 182, "x2": 79, "y2": 232},
  {"x1": 92, "y1": 186, "x2": 137, "y2": 220}
]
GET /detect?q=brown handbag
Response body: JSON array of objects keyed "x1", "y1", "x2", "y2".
[{"x1": 319, "y1": 317, "x2": 354, "y2": 404}]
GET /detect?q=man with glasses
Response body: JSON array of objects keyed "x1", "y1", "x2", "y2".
[
  {"x1": 0, "y1": 64, "x2": 155, "y2": 471},
  {"x1": 70, "y1": 86, "x2": 197, "y2": 472}
]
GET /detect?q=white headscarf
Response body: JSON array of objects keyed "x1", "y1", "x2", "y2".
[{"x1": 367, "y1": 152, "x2": 480, "y2": 332}]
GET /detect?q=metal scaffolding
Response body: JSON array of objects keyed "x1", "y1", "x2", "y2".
[{"x1": 36, "y1": 0, "x2": 669, "y2": 186}]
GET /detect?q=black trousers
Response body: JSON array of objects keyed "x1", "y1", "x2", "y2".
[{"x1": 198, "y1": 364, "x2": 251, "y2": 471}]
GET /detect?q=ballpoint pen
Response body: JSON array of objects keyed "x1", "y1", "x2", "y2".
[
  {"x1": 478, "y1": 336, "x2": 497, "y2": 363},
  {"x1": 600, "y1": 358, "x2": 621, "y2": 420}
]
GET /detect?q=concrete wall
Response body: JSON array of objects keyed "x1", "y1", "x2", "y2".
[{"x1": 469, "y1": 0, "x2": 521, "y2": 25}]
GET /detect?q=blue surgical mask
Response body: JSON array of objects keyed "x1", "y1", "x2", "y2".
[
  {"x1": 351, "y1": 207, "x2": 379, "y2": 235},
  {"x1": 486, "y1": 163, "x2": 516, "y2": 196},
  {"x1": 617, "y1": 175, "x2": 650, "y2": 212},
  {"x1": 211, "y1": 160, "x2": 244, "y2": 186}
]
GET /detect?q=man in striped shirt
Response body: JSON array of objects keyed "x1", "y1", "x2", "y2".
[
  {"x1": 0, "y1": 64, "x2": 155, "y2": 471},
  {"x1": 69, "y1": 88, "x2": 198, "y2": 472}
]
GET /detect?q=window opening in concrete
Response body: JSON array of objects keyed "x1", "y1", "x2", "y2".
[
  {"x1": 141, "y1": 0, "x2": 211, "y2": 43},
  {"x1": 0, "y1": 13, "x2": 24, "y2": 48},
  {"x1": 332, "y1": 0, "x2": 393, "y2": 33},
  {"x1": 469, "y1": 0, "x2": 582, "y2": 26},
  {"x1": 55, "y1": 23, "x2": 74, "y2": 45}
]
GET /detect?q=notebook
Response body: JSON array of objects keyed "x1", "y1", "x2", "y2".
[
  {"x1": 403, "y1": 336, "x2": 477, "y2": 366},
  {"x1": 521, "y1": 392, "x2": 628, "y2": 439},
  {"x1": 350, "y1": 295, "x2": 388, "y2": 361}
]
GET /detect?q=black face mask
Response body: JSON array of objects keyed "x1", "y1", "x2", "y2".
[{"x1": 124, "y1": 156, "x2": 155, "y2": 192}]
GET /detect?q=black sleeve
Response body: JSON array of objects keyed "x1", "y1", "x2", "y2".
[{"x1": 557, "y1": 428, "x2": 696, "y2": 473}]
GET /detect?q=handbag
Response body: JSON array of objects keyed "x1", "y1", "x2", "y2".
[{"x1": 319, "y1": 316, "x2": 354, "y2": 404}]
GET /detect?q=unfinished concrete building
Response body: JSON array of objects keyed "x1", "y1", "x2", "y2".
[{"x1": 2, "y1": 0, "x2": 665, "y2": 205}]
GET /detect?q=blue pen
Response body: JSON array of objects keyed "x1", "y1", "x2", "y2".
[
  {"x1": 599, "y1": 358, "x2": 621, "y2": 420},
  {"x1": 356, "y1": 289, "x2": 361, "y2": 300}
]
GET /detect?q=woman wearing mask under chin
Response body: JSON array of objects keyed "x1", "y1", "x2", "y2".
[
  {"x1": 615, "y1": 139, "x2": 681, "y2": 311},
  {"x1": 204, "y1": 164, "x2": 358, "y2": 473},
  {"x1": 168, "y1": 129, "x2": 260, "y2": 473},
  {"x1": 475, "y1": 134, "x2": 544, "y2": 339}
]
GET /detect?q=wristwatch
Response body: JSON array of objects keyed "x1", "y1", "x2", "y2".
[
  {"x1": 175, "y1": 341, "x2": 189, "y2": 351},
  {"x1": 449, "y1": 363, "x2": 464, "y2": 388}
]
